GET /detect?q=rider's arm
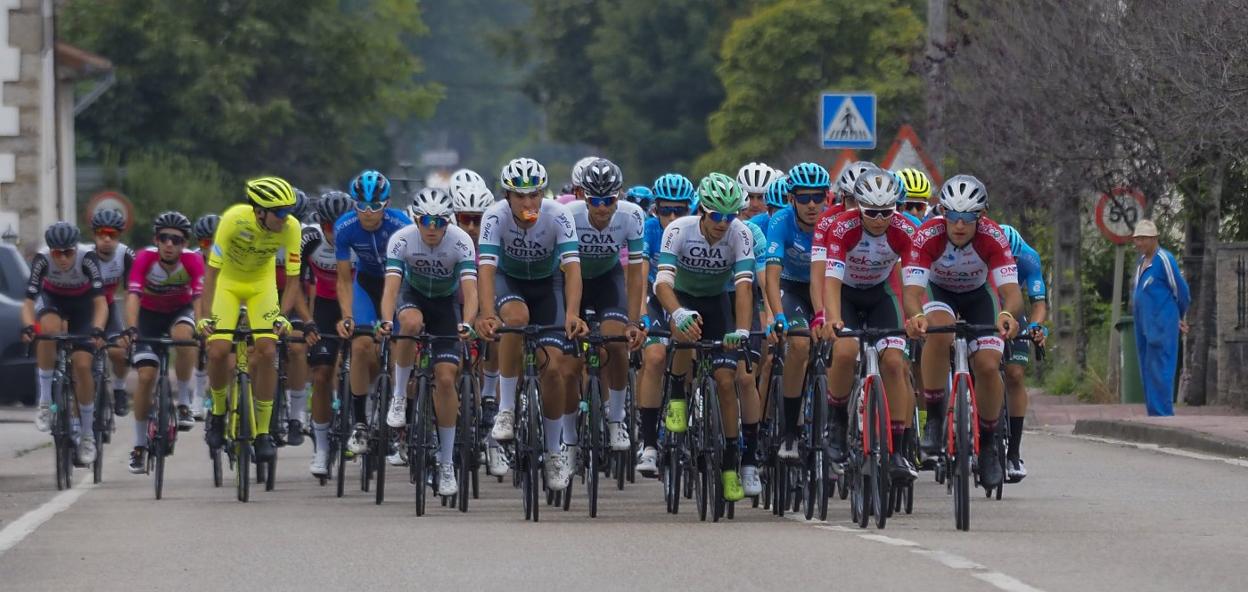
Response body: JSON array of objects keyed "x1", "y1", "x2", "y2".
[
  {"x1": 125, "y1": 292, "x2": 140, "y2": 330},
  {"x1": 91, "y1": 294, "x2": 108, "y2": 332},
  {"x1": 824, "y1": 274, "x2": 844, "y2": 327},
  {"x1": 461, "y1": 278, "x2": 479, "y2": 328},
  {"x1": 22, "y1": 253, "x2": 48, "y2": 327},
  {"x1": 765, "y1": 264, "x2": 782, "y2": 325},
  {"x1": 625, "y1": 261, "x2": 644, "y2": 325},
  {"x1": 809, "y1": 215, "x2": 831, "y2": 315},
  {"x1": 83, "y1": 253, "x2": 108, "y2": 331},
  {"x1": 562, "y1": 261, "x2": 583, "y2": 321},
  {"x1": 555, "y1": 207, "x2": 583, "y2": 321},
  {"x1": 202, "y1": 264, "x2": 219, "y2": 315},
  {"x1": 477, "y1": 263, "x2": 497, "y2": 319},
  {"x1": 734, "y1": 281, "x2": 753, "y2": 333},
  {"x1": 334, "y1": 261, "x2": 354, "y2": 323},
  {"x1": 379, "y1": 274, "x2": 401, "y2": 327}
]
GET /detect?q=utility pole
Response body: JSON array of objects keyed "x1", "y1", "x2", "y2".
[{"x1": 926, "y1": 0, "x2": 948, "y2": 167}]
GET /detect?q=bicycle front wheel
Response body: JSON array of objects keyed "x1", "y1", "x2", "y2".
[{"x1": 953, "y1": 378, "x2": 972, "y2": 531}]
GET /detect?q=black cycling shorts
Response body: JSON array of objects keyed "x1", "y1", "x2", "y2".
[
  {"x1": 494, "y1": 272, "x2": 573, "y2": 354},
  {"x1": 397, "y1": 284, "x2": 462, "y2": 366}
]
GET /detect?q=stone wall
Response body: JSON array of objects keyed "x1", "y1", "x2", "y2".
[
  {"x1": 0, "y1": 0, "x2": 43, "y2": 256},
  {"x1": 1215, "y1": 242, "x2": 1248, "y2": 410}
]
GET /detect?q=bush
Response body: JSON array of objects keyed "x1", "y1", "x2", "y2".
[{"x1": 117, "y1": 151, "x2": 237, "y2": 245}]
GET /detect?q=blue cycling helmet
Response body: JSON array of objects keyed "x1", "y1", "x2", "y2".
[
  {"x1": 349, "y1": 169, "x2": 392, "y2": 204},
  {"x1": 890, "y1": 171, "x2": 908, "y2": 205},
  {"x1": 787, "y1": 162, "x2": 831, "y2": 190},
  {"x1": 764, "y1": 176, "x2": 789, "y2": 209},
  {"x1": 652, "y1": 173, "x2": 696, "y2": 204},
  {"x1": 999, "y1": 224, "x2": 1024, "y2": 256},
  {"x1": 626, "y1": 185, "x2": 653, "y2": 206}
]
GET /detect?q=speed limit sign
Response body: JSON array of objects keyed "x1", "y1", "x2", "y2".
[{"x1": 1094, "y1": 187, "x2": 1146, "y2": 245}]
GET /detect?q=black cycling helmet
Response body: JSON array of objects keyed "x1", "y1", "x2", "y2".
[
  {"x1": 45, "y1": 222, "x2": 80, "y2": 249},
  {"x1": 153, "y1": 211, "x2": 192, "y2": 236},
  {"x1": 91, "y1": 209, "x2": 126, "y2": 232},
  {"x1": 193, "y1": 214, "x2": 220, "y2": 240},
  {"x1": 316, "y1": 191, "x2": 353, "y2": 226},
  {"x1": 580, "y1": 158, "x2": 623, "y2": 198}
]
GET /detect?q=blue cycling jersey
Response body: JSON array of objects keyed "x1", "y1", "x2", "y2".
[
  {"x1": 643, "y1": 215, "x2": 665, "y2": 284},
  {"x1": 1012, "y1": 239, "x2": 1047, "y2": 301},
  {"x1": 334, "y1": 208, "x2": 413, "y2": 277},
  {"x1": 764, "y1": 206, "x2": 813, "y2": 283},
  {"x1": 749, "y1": 211, "x2": 771, "y2": 234},
  {"x1": 900, "y1": 211, "x2": 924, "y2": 227}
]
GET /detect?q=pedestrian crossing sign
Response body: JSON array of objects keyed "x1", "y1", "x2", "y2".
[{"x1": 820, "y1": 93, "x2": 876, "y2": 149}]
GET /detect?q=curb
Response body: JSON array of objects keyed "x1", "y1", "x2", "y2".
[{"x1": 1073, "y1": 419, "x2": 1248, "y2": 460}]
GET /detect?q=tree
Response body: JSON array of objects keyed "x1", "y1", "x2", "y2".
[
  {"x1": 695, "y1": 0, "x2": 925, "y2": 175},
  {"x1": 62, "y1": 0, "x2": 442, "y2": 185}
]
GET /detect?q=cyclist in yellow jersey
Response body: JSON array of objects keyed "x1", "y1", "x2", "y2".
[{"x1": 197, "y1": 177, "x2": 316, "y2": 462}]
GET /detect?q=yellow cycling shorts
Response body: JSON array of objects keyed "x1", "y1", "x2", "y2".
[{"x1": 209, "y1": 275, "x2": 280, "y2": 342}]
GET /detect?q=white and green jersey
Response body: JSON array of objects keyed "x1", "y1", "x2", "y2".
[
  {"x1": 478, "y1": 199, "x2": 580, "y2": 280},
  {"x1": 385, "y1": 224, "x2": 477, "y2": 298},
  {"x1": 565, "y1": 199, "x2": 645, "y2": 279},
  {"x1": 657, "y1": 215, "x2": 755, "y2": 297}
]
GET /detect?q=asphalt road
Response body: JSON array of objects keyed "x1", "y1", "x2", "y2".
[{"x1": 2, "y1": 407, "x2": 1247, "y2": 592}]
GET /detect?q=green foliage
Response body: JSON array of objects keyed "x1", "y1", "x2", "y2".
[
  {"x1": 695, "y1": 0, "x2": 925, "y2": 175},
  {"x1": 117, "y1": 151, "x2": 235, "y2": 246},
  {"x1": 62, "y1": 0, "x2": 442, "y2": 186}
]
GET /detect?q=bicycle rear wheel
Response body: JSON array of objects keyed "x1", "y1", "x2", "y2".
[
  {"x1": 93, "y1": 376, "x2": 108, "y2": 485},
  {"x1": 953, "y1": 378, "x2": 971, "y2": 531}
]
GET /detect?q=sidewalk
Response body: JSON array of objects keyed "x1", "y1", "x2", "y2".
[{"x1": 1026, "y1": 391, "x2": 1248, "y2": 459}]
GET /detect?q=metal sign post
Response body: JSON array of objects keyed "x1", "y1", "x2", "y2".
[{"x1": 1094, "y1": 188, "x2": 1146, "y2": 400}]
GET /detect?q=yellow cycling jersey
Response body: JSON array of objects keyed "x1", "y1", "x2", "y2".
[{"x1": 208, "y1": 204, "x2": 302, "y2": 280}]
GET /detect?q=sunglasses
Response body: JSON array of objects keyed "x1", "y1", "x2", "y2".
[
  {"x1": 50, "y1": 248, "x2": 76, "y2": 258},
  {"x1": 704, "y1": 210, "x2": 736, "y2": 224},
  {"x1": 156, "y1": 233, "x2": 187, "y2": 245},
  {"x1": 355, "y1": 200, "x2": 388, "y2": 212},
  {"x1": 95, "y1": 228, "x2": 120, "y2": 239},
  {"x1": 456, "y1": 213, "x2": 482, "y2": 226},
  {"x1": 587, "y1": 195, "x2": 617, "y2": 207},
  {"x1": 945, "y1": 211, "x2": 980, "y2": 224},
  {"x1": 508, "y1": 176, "x2": 541, "y2": 190},
  {"x1": 199, "y1": 238, "x2": 213, "y2": 250},
  {"x1": 861, "y1": 208, "x2": 895, "y2": 219},
  {"x1": 793, "y1": 193, "x2": 827, "y2": 205},
  {"x1": 657, "y1": 206, "x2": 689, "y2": 217},
  {"x1": 417, "y1": 215, "x2": 450, "y2": 229}
]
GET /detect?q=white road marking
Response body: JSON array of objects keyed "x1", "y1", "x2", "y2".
[
  {"x1": 787, "y1": 513, "x2": 1048, "y2": 592},
  {"x1": 1052, "y1": 432, "x2": 1248, "y2": 468},
  {"x1": 0, "y1": 482, "x2": 96, "y2": 556}
]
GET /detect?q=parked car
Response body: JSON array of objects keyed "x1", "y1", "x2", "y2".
[{"x1": 0, "y1": 243, "x2": 35, "y2": 405}]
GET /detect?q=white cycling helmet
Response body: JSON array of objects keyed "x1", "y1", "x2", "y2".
[
  {"x1": 735, "y1": 162, "x2": 779, "y2": 194},
  {"x1": 570, "y1": 155, "x2": 600, "y2": 189},
  {"x1": 407, "y1": 187, "x2": 454, "y2": 221},
  {"x1": 449, "y1": 168, "x2": 494, "y2": 213},
  {"x1": 939, "y1": 174, "x2": 988, "y2": 213},
  {"x1": 853, "y1": 168, "x2": 902, "y2": 208},
  {"x1": 837, "y1": 160, "x2": 876, "y2": 196},
  {"x1": 500, "y1": 157, "x2": 549, "y2": 195}
]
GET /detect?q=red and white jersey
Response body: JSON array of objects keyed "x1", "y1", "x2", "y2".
[
  {"x1": 824, "y1": 211, "x2": 916, "y2": 288},
  {"x1": 809, "y1": 203, "x2": 848, "y2": 263},
  {"x1": 902, "y1": 216, "x2": 1017, "y2": 293}
]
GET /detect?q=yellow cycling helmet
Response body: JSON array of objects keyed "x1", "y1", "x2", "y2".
[
  {"x1": 897, "y1": 168, "x2": 932, "y2": 202},
  {"x1": 246, "y1": 176, "x2": 298, "y2": 209}
]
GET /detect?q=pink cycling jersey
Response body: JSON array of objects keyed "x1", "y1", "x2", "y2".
[
  {"x1": 902, "y1": 216, "x2": 1018, "y2": 293},
  {"x1": 127, "y1": 248, "x2": 205, "y2": 313}
]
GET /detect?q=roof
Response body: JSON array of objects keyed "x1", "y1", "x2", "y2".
[{"x1": 56, "y1": 42, "x2": 113, "y2": 78}]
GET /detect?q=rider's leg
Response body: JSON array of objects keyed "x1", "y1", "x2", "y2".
[
  {"x1": 1004, "y1": 362, "x2": 1028, "y2": 460},
  {"x1": 71, "y1": 350, "x2": 96, "y2": 438},
  {"x1": 972, "y1": 345, "x2": 1006, "y2": 427},
  {"x1": 714, "y1": 366, "x2": 740, "y2": 466},
  {"x1": 348, "y1": 336, "x2": 376, "y2": 424},
  {"x1": 392, "y1": 308, "x2": 422, "y2": 403},
  {"x1": 496, "y1": 300, "x2": 528, "y2": 415},
  {"x1": 35, "y1": 311, "x2": 62, "y2": 408},
  {"x1": 601, "y1": 319, "x2": 630, "y2": 423},
  {"x1": 782, "y1": 334, "x2": 811, "y2": 439},
  {"x1": 172, "y1": 321, "x2": 196, "y2": 408},
  {"x1": 433, "y1": 362, "x2": 460, "y2": 465},
  {"x1": 881, "y1": 346, "x2": 913, "y2": 436},
  {"x1": 638, "y1": 341, "x2": 667, "y2": 449},
  {"x1": 286, "y1": 330, "x2": 309, "y2": 423},
  {"x1": 133, "y1": 363, "x2": 157, "y2": 448}
]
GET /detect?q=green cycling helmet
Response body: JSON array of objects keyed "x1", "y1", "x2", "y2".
[{"x1": 697, "y1": 172, "x2": 744, "y2": 214}]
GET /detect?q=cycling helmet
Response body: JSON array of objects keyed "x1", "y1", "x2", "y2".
[
  {"x1": 349, "y1": 169, "x2": 392, "y2": 204},
  {"x1": 91, "y1": 209, "x2": 126, "y2": 231},
  {"x1": 1000, "y1": 224, "x2": 1024, "y2": 256},
  {"x1": 449, "y1": 172, "x2": 494, "y2": 213},
  {"x1": 787, "y1": 162, "x2": 831, "y2": 191},
  {"x1": 581, "y1": 158, "x2": 623, "y2": 198},
  {"x1": 764, "y1": 177, "x2": 789, "y2": 209},
  {"x1": 246, "y1": 176, "x2": 298, "y2": 209},
  {"x1": 193, "y1": 214, "x2": 220, "y2": 240},
  {"x1": 500, "y1": 157, "x2": 548, "y2": 195},
  {"x1": 44, "y1": 222, "x2": 80, "y2": 249},
  {"x1": 570, "y1": 156, "x2": 600, "y2": 189},
  {"x1": 939, "y1": 174, "x2": 988, "y2": 213},
  {"x1": 152, "y1": 211, "x2": 192, "y2": 236},
  {"x1": 407, "y1": 187, "x2": 454, "y2": 221},
  {"x1": 697, "y1": 172, "x2": 744, "y2": 214},
  {"x1": 290, "y1": 188, "x2": 312, "y2": 221},
  {"x1": 626, "y1": 185, "x2": 653, "y2": 208},
  {"x1": 837, "y1": 160, "x2": 875, "y2": 196},
  {"x1": 736, "y1": 162, "x2": 779, "y2": 194},
  {"x1": 316, "y1": 191, "x2": 353, "y2": 225},
  {"x1": 652, "y1": 173, "x2": 696, "y2": 203},
  {"x1": 853, "y1": 168, "x2": 902, "y2": 209},
  {"x1": 897, "y1": 168, "x2": 932, "y2": 202}
]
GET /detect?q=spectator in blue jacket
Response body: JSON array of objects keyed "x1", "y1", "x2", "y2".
[{"x1": 1131, "y1": 220, "x2": 1190, "y2": 417}]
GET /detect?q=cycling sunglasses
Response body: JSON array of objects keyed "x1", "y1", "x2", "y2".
[
  {"x1": 656, "y1": 206, "x2": 689, "y2": 217},
  {"x1": 861, "y1": 208, "x2": 895, "y2": 219},
  {"x1": 265, "y1": 205, "x2": 294, "y2": 219},
  {"x1": 792, "y1": 192, "x2": 827, "y2": 205},
  {"x1": 95, "y1": 228, "x2": 120, "y2": 239},
  {"x1": 355, "y1": 200, "x2": 388, "y2": 213},
  {"x1": 50, "y1": 247, "x2": 76, "y2": 258},
  {"x1": 156, "y1": 232, "x2": 187, "y2": 246},
  {"x1": 417, "y1": 215, "x2": 450, "y2": 229},
  {"x1": 456, "y1": 213, "x2": 483, "y2": 226},
  {"x1": 704, "y1": 210, "x2": 736, "y2": 224},
  {"x1": 587, "y1": 195, "x2": 617, "y2": 207},
  {"x1": 945, "y1": 211, "x2": 980, "y2": 224}
]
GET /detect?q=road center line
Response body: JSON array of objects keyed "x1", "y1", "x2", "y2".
[
  {"x1": 0, "y1": 481, "x2": 96, "y2": 556},
  {"x1": 787, "y1": 513, "x2": 1048, "y2": 592}
]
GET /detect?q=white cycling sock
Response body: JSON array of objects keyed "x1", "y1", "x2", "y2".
[
  {"x1": 111, "y1": 371, "x2": 126, "y2": 393},
  {"x1": 313, "y1": 422, "x2": 330, "y2": 453},
  {"x1": 561, "y1": 412, "x2": 578, "y2": 447},
  {"x1": 543, "y1": 417, "x2": 561, "y2": 454},
  {"x1": 438, "y1": 426, "x2": 456, "y2": 465},
  {"x1": 177, "y1": 380, "x2": 192, "y2": 407},
  {"x1": 135, "y1": 416, "x2": 148, "y2": 447},
  {"x1": 194, "y1": 368, "x2": 208, "y2": 398},
  {"x1": 608, "y1": 388, "x2": 626, "y2": 423},
  {"x1": 287, "y1": 388, "x2": 308, "y2": 423},
  {"x1": 498, "y1": 376, "x2": 518, "y2": 412},
  {"x1": 482, "y1": 369, "x2": 499, "y2": 401},
  {"x1": 78, "y1": 403, "x2": 94, "y2": 437},
  {"x1": 393, "y1": 365, "x2": 412, "y2": 401},
  {"x1": 37, "y1": 369, "x2": 52, "y2": 405}
]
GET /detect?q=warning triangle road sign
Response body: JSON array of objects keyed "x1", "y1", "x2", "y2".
[
  {"x1": 825, "y1": 98, "x2": 871, "y2": 142},
  {"x1": 880, "y1": 124, "x2": 943, "y2": 188}
]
